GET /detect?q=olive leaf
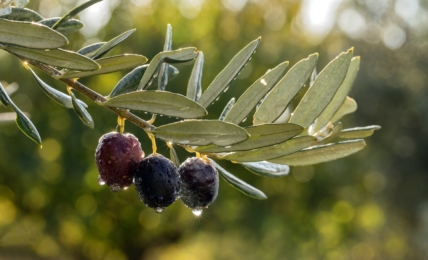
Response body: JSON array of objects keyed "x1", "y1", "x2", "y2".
[
  {"x1": 0, "y1": 82, "x2": 11, "y2": 107},
  {"x1": 5, "y1": 46, "x2": 100, "y2": 71},
  {"x1": 268, "y1": 139, "x2": 366, "y2": 166},
  {"x1": 90, "y1": 29, "x2": 136, "y2": 59},
  {"x1": 39, "y1": 18, "x2": 83, "y2": 35},
  {"x1": 195, "y1": 123, "x2": 303, "y2": 153},
  {"x1": 101, "y1": 91, "x2": 207, "y2": 119},
  {"x1": 210, "y1": 159, "x2": 267, "y2": 200},
  {"x1": 0, "y1": 7, "x2": 44, "y2": 22},
  {"x1": 52, "y1": 0, "x2": 102, "y2": 29},
  {"x1": 289, "y1": 48, "x2": 353, "y2": 128},
  {"x1": 310, "y1": 67, "x2": 317, "y2": 87},
  {"x1": 138, "y1": 47, "x2": 198, "y2": 90},
  {"x1": 240, "y1": 161, "x2": 290, "y2": 178},
  {"x1": 222, "y1": 135, "x2": 317, "y2": 162},
  {"x1": 317, "y1": 122, "x2": 342, "y2": 145},
  {"x1": 253, "y1": 53, "x2": 318, "y2": 125},
  {"x1": 77, "y1": 42, "x2": 106, "y2": 57},
  {"x1": 187, "y1": 51, "x2": 204, "y2": 101},
  {"x1": 313, "y1": 57, "x2": 360, "y2": 132},
  {"x1": 26, "y1": 66, "x2": 87, "y2": 108},
  {"x1": 339, "y1": 125, "x2": 381, "y2": 139},
  {"x1": 197, "y1": 37, "x2": 261, "y2": 108},
  {"x1": 219, "y1": 98, "x2": 235, "y2": 121},
  {"x1": 169, "y1": 145, "x2": 181, "y2": 167},
  {"x1": 158, "y1": 24, "x2": 172, "y2": 91},
  {"x1": 330, "y1": 96, "x2": 357, "y2": 123},
  {"x1": 13, "y1": 104, "x2": 42, "y2": 147},
  {"x1": 151, "y1": 120, "x2": 249, "y2": 146},
  {"x1": 0, "y1": 19, "x2": 68, "y2": 49},
  {"x1": 60, "y1": 54, "x2": 148, "y2": 78},
  {"x1": 223, "y1": 61, "x2": 289, "y2": 124},
  {"x1": 69, "y1": 90, "x2": 94, "y2": 129}
]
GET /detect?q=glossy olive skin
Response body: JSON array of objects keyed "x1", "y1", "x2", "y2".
[
  {"x1": 134, "y1": 154, "x2": 181, "y2": 211},
  {"x1": 179, "y1": 157, "x2": 219, "y2": 209},
  {"x1": 95, "y1": 132, "x2": 144, "y2": 191}
]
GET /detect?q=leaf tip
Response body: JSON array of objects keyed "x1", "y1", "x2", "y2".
[{"x1": 348, "y1": 47, "x2": 354, "y2": 53}]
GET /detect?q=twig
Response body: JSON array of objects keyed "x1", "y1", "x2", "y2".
[{"x1": 27, "y1": 60, "x2": 155, "y2": 131}]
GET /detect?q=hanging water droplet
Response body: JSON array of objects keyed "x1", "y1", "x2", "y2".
[
  {"x1": 144, "y1": 112, "x2": 148, "y2": 114},
  {"x1": 110, "y1": 184, "x2": 120, "y2": 192},
  {"x1": 123, "y1": 186, "x2": 129, "y2": 190},
  {"x1": 215, "y1": 97, "x2": 220, "y2": 101},
  {"x1": 154, "y1": 207, "x2": 165, "y2": 213},
  {"x1": 98, "y1": 176, "x2": 106, "y2": 186},
  {"x1": 192, "y1": 209, "x2": 203, "y2": 217}
]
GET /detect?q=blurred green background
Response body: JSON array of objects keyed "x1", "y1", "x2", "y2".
[{"x1": 0, "y1": 0, "x2": 427, "y2": 259}]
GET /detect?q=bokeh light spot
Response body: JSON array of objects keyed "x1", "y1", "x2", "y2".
[{"x1": 38, "y1": 138, "x2": 62, "y2": 162}]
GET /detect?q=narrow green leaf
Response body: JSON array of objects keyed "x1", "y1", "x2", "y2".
[
  {"x1": 313, "y1": 57, "x2": 360, "y2": 132},
  {"x1": 91, "y1": 29, "x2": 136, "y2": 59},
  {"x1": 219, "y1": 98, "x2": 235, "y2": 121},
  {"x1": 52, "y1": 0, "x2": 101, "y2": 29},
  {"x1": 109, "y1": 65, "x2": 147, "y2": 97},
  {"x1": 211, "y1": 159, "x2": 267, "y2": 200},
  {"x1": 289, "y1": 48, "x2": 354, "y2": 128},
  {"x1": 222, "y1": 135, "x2": 316, "y2": 162},
  {"x1": 5, "y1": 46, "x2": 100, "y2": 71},
  {"x1": 310, "y1": 67, "x2": 317, "y2": 87},
  {"x1": 169, "y1": 145, "x2": 180, "y2": 167},
  {"x1": 0, "y1": 7, "x2": 44, "y2": 22},
  {"x1": 224, "y1": 61, "x2": 289, "y2": 124},
  {"x1": 151, "y1": 120, "x2": 249, "y2": 146},
  {"x1": 77, "y1": 42, "x2": 105, "y2": 57},
  {"x1": 0, "y1": 19, "x2": 68, "y2": 49},
  {"x1": 339, "y1": 125, "x2": 381, "y2": 139},
  {"x1": 70, "y1": 90, "x2": 94, "y2": 129},
  {"x1": 39, "y1": 18, "x2": 83, "y2": 35},
  {"x1": 187, "y1": 51, "x2": 204, "y2": 101},
  {"x1": 195, "y1": 123, "x2": 303, "y2": 153},
  {"x1": 26, "y1": 66, "x2": 87, "y2": 108},
  {"x1": 269, "y1": 139, "x2": 366, "y2": 166},
  {"x1": 61, "y1": 54, "x2": 148, "y2": 78},
  {"x1": 102, "y1": 91, "x2": 207, "y2": 119},
  {"x1": 158, "y1": 24, "x2": 172, "y2": 91},
  {"x1": 11, "y1": 103, "x2": 41, "y2": 146},
  {"x1": 253, "y1": 54, "x2": 318, "y2": 125},
  {"x1": 138, "y1": 47, "x2": 198, "y2": 90},
  {"x1": 330, "y1": 96, "x2": 357, "y2": 123},
  {"x1": 0, "y1": 81, "x2": 11, "y2": 107},
  {"x1": 241, "y1": 161, "x2": 289, "y2": 178},
  {"x1": 198, "y1": 38, "x2": 261, "y2": 108}
]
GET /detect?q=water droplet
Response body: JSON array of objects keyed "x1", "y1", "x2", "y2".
[
  {"x1": 178, "y1": 140, "x2": 190, "y2": 144},
  {"x1": 223, "y1": 87, "x2": 229, "y2": 93},
  {"x1": 260, "y1": 79, "x2": 267, "y2": 86},
  {"x1": 242, "y1": 117, "x2": 247, "y2": 122},
  {"x1": 192, "y1": 209, "x2": 203, "y2": 216},
  {"x1": 123, "y1": 186, "x2": 129, "y2": 190},
  {"x1": 215, "y1": 97, "x2": 220, "y2": 101},
  {"x1": 98, "y1": 176, "x2": 105, "y2": 186},
  {"x1": 225, "y1": 146, "x2": 232, "y2": 149},
  {"x1": 154, "y1": 207, "x2": 165, "y2": 213},
  {"x1": 144, "y1": 112, "x2": 148, "y2": 114},
  {"x1": 181, "y1": 107, "x2": 190, "y2": 111},
  {"x1": 110, "y1": 184, "x2": 120, "y2": 192}
]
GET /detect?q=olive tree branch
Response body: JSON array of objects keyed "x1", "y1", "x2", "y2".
[{"x1": 27, "y1": 60, "x2": 155, "y2": 131}]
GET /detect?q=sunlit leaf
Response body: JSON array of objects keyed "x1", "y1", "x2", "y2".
[
  {"x1": 330, "y1": 96, "x2": 357, "y2": 123},
  {"x1": 39, "y1": 17, "x2": 83, "y2": 34},
  {"x1": 61, "y1": 54, "x2": 147, "y2": 78},
  {"x1": 138, "y1": 47, "x2": 198, "y2": 90},
  {"x1": 313, "y1": 57, "x2": 360, "y2": 132},
  {"x1": 69, "y1": 90, "x2": 94, "y2": 129},
  {"x1": 339, "y1": 125, "x2": 381, "y2": 139},
  {"x1": 52, "y1": 0, "x2": 101, "y2": 29},
  {"x1": 195, "y1": 123, "x2": 302, "y2": 153},
  {"x1": 269, "y1": 139, "x2": 366, "y2": 166},
  {"x1": 310, "y1": 67, "x2": 317, "y2": 87},
  {"x1": 77, "y1": 42, "x2": 105, "y2": 57},
  {"x1": 102, "y1": 91, "x2": 207, "y2": 119},
  {"x1": 0, "y1": 82, "x2": 11, "y2": 107},
  {"x1": 11, "y1": 103, "x2": 41, "y2": 146},
  {"x1": 0, "y1": 19, "x2": 68, "y2": 49},
  {"x1": 198, "y1": 38, "x2": 261, "y2": 108},
  {"x1": 222, "y1": 135, "x2": 316, "y2": 162},
  {"x1": 151, "y1": 120, "x2": 249, "y2": 146},
  {"x1": 253, "y1": 54, "x2": 318, "y2": 125},
  {"x1": 5, "y1": 46, "x2": 100, "y2": 71},
  {"x1": 26, "y1": 66, "x2": 87, "y2": 108},
  {"x1": 224, "y1": 61, "x2": 288, "y2": 124},
  {"x1": 219, "y1": 98, "x2": 235, "y2": 121},
  {"x1": 240, "y1": 161, "x2": 289, "y2": 178},
  {"x1": 289, "y1": 48, "x2": 353, "y2": 128},
  {"x1": 0, "y1": 7, "x2": 43, "y2": 22},
  {"x1": 91, "y1": 29, "x2": 136, "y2": 59},
  {"x1": 158, "y1": 24, "x2": 172, "y2": 91},
  {"x1": 187, "y1": 51, "x2": 203, "y2": 101},
  {"x1": 169, "y1": 145, "x2": 180, "y2": 167}
]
